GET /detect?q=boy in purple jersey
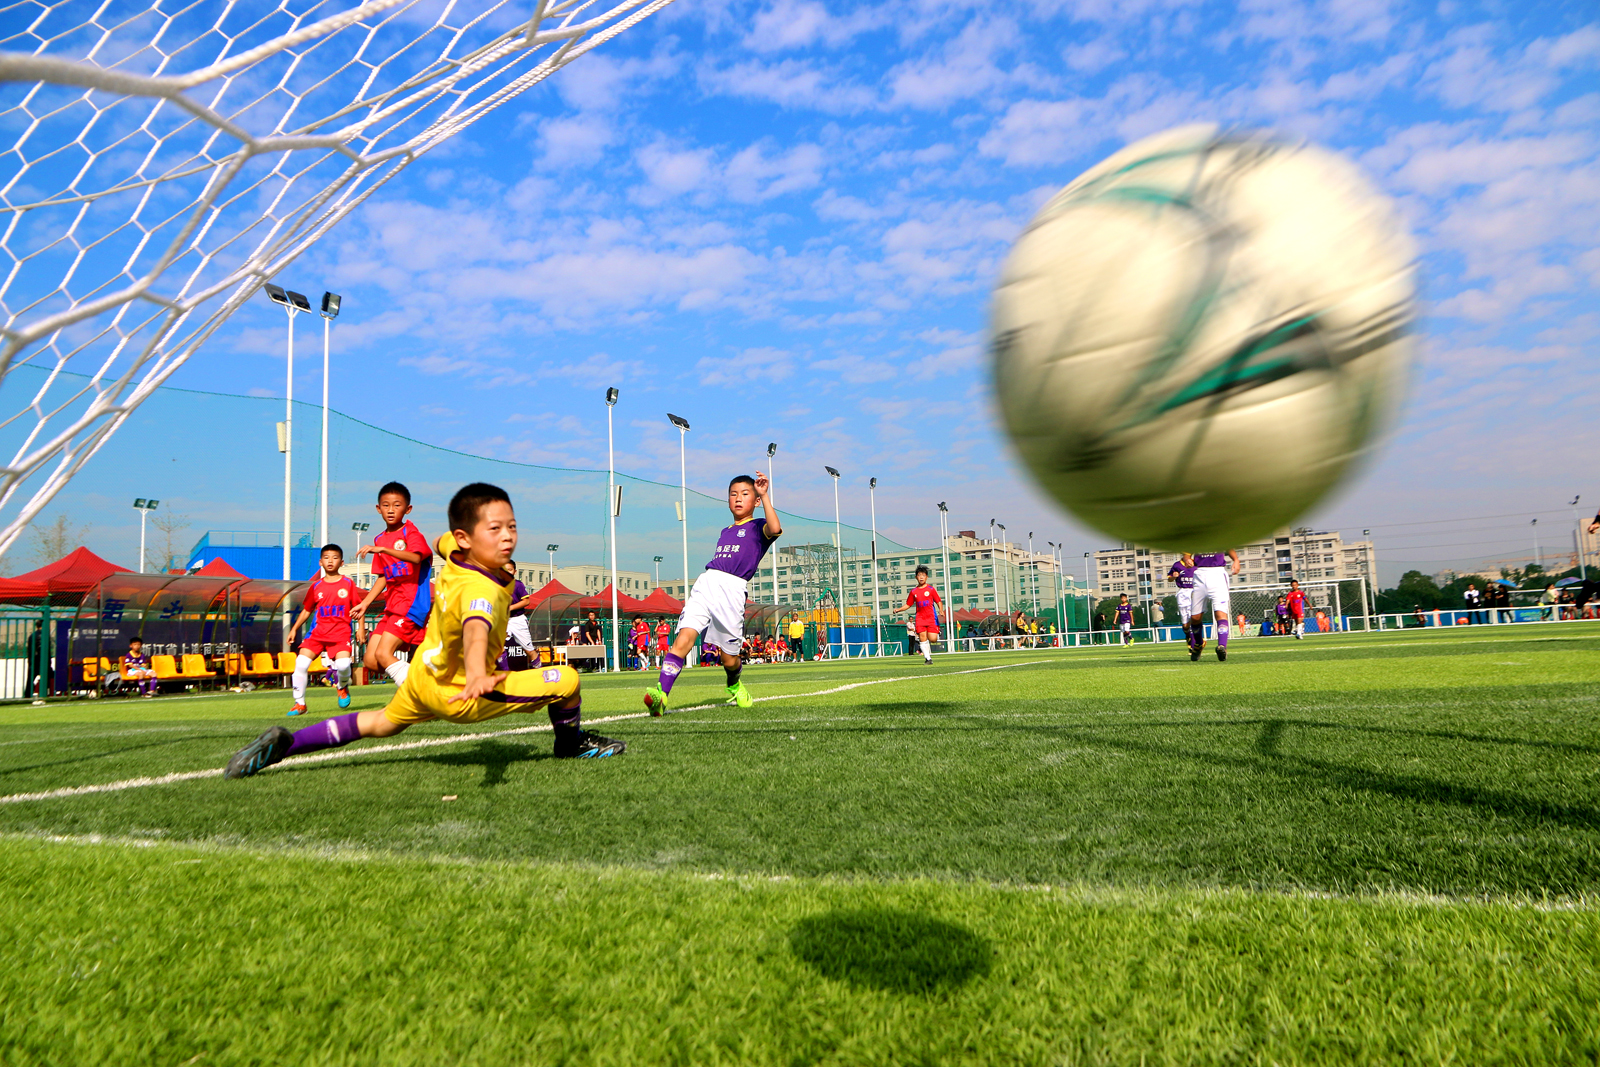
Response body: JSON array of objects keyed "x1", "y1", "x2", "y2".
[
  {"x1": 1188, "y1": 549, "x2": 1241, "y2": 662},
  {"x1": 645, "y1": 470, "x2": 782, "y2": 714},
  {"x1": 1115, "y1": 594, "x2": 1134, "y2": 645},
  {"x1": 1167, "y1": 553, "x2": 1195, "y2": 651}
]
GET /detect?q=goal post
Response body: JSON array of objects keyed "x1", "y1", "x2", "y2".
[{"x1": 0, "y1": 0, "x2": 676, "y2": 560}]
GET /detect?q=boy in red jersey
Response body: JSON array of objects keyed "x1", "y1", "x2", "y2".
[
  {"x1": 1286, "y1": 579, "x2": 1307, "y2": 640},
  {"x1": 892, "y1": 566, "x2": 944, "y2": 665},
  {"x1": 653, "y1": 616, "x2": 670, "y2": 670},
  {"x1": 284, "y1": 544, "x2": 358, "y2": 715},
  {"x1": 352, "y1": 482, "x2": 432, "y2": 687}
]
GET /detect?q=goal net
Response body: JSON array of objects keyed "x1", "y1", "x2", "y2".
[
  {"x1": 1222, "y1": 579, "x2": 1358, "y2": 637},
  {"x1": 0, "y1": 0, "x2": 675, "y2": 560}
]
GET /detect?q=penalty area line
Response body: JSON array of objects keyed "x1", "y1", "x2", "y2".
[{"x1": 0, "y1": 660, "x2": 1043, "y2": 805}]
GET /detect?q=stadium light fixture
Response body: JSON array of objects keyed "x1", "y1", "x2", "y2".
[
  {"x1": 265, "y1": 281, "x2": 311, "y2": 589},
  {"x1": 351, "y1": 521, "x2": 370, "y2": 559},
  {"x1": 605, "y1": 388, "x2": 620, "y2": 671},
  {"x1": 825, "y1": 467, "x2": 844, "y2": 656},
  {"x1": 668, "y1": 414, "x2": 690, "y2": 607},
  {"x1": 653, "y1": 555, "x2": 663, "y2": 589},
  {"x1": 317, "y1": 292, "x2": 342, "y2": 548},
  {"x1": 133, "y1": 498, "x2": 158, "y2": 574},
  {"x1": 546, "y1": 543, "x2": 559, "y2": 578}
]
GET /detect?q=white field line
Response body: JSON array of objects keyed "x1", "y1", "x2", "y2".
[{"x1": 0, "y1": 660, "x2": 1043, "y2": 805}]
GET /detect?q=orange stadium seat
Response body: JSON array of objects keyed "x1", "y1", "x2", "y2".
[
  {"x1": 150, "y1": 655, "x2": 181, "y2": 680},
  {"x1": 276, "y1": 652, "x2": 298, "y2": 674},
  {"x1": 179, "y1": 654, "x2": 215, "y2": 680}
]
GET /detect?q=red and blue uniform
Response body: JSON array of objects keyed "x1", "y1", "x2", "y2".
[
  {"x1": 906, "y1": 585, "x2": 943, "y2": 634},
  {"x1": 1287, "y1": 589, "x2": 1306, "y2": 620},
  {"x1": 300, "y1": 575, "x2": 358, "y2": 658},
  {"x1": 372, "y1": 520, "x2": 432, "y2": 645}
]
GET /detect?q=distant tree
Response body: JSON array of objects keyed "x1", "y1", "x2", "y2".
[
  {"x1": 29, "y1": 513, "x2": 87, "y2": 566},
  {"x1": 146, "y1": 507, "x2": 191, "y2": 574},
  {"x1": 1377, "y1": 570, "x2": 1445, "y2": 614}
]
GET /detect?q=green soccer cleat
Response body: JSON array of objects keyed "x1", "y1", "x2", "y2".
[
  {"x1": 224, "y1": 726, "x2": 293, "y2": 780},
  {"x1": 643, "y1": 686, "x2": 669, "y2": 716},
  {"x1": 727, "y1": 681, "x2": 753, "y2": 708}
]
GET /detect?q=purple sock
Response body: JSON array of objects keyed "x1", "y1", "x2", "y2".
[
  {"x1": 1217, "y1": 620, "x2": 1230, "y2": 649},
  {"x1": 659, "y1": 653, "x2": 685, "y2": 696},
  {"x1": 549, "y1": 699, "x2": 581, "y2": 731},
  {"x1": 284, "y1": 712, "x2": 362, "y2": 757}
]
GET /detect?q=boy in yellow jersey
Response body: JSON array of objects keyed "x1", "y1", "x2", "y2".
[{"x1": 224, "y1": 483, "x2": 624, "y2": 779}]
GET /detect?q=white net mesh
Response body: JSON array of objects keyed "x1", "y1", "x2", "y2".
[{"x1": 0, "y1": 0, "x2": 675, "y2": 558}]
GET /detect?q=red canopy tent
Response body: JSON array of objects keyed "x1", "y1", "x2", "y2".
[
  {"x1": 635, "y1": 587, "x2": 683, "y2": 614},
  {"x1": 954, "y1": 608, "x2": 997, "y2": 623},
  {"x1": 194, "y1": 557, "x2": 246, "y2": 579},
  {"x1": 525, "y1": 578, "x2": 578, "y2": 608},
  {"x1": 577, "y1": 585, "x2": 651, "y2": 614},
  {"x1": 0, "y1": 546, "x2": 131, "y2": 604}
]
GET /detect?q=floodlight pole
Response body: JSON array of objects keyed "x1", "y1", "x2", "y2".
[
  {"x1": 1532, "y1": 518, "x2": 1541, "y2": 573},
  {"x1": 826, "y1": 466, "x2": 844, "y2": 657},
  {"x1": 133, "y1": 499, "x2": 157, "y2": 574},
  {"x1": 282, "y1": 307, "x2": 295, "y2": 581},
  {"x1": 606, "y1": 388, "x2": 620, "y2": 673},
  {"x1": 318, "y1": 292, "x2": 341, "y2": 549},
  {"x1": 869, "y1": 477, "x2": 881, "y2": 654},
  {"x1": 351, "y1": 521, "x2": 369, "y2": 561},
  {"x1": 938, "y1": 502, "x2": 953, "y2": 653},
  {"x1": 547, "y1": 544, "x2": 559, "y2": 583},
  {"x1": 998, "y1": 524, "x2": 1009, "y2": 617},
  {"x1": 654, "y1": 556, "x2": 663, "y2": 589},
  {"x1": 765, "y1": 442, "x2": 777, "y2": 608},
  {"x1": 1572, "y1": 496, "x2": 1588, "y2": 581},
  {"x1": 669, "y1": 414, "x2": 691, "y2": 617}
]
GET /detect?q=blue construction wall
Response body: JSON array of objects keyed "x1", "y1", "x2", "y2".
[{"x1": 187, "y1": 543, "x2": 321, "y2": 580}]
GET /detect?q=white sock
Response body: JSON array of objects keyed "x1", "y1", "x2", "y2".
[
  {"x1": 292, "y1": 655, "x2": 312, "y2": 702},
  {"x1": 333, "y1": 657, "x2": 352, "y2": 687},
  {"x1": 386, "y1": 660, "x2": 409, "y2": 686},
  {"x1": 919, "y1": 640, "x2": 931, "y2": 661}
]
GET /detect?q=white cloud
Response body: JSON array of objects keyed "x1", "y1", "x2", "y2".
[
  {"x1": 726, "y1": 141, "x2": 827, "y2": 201},
  {"x1": 694, "y1": 346, "x2": 796, "y2": 385}
]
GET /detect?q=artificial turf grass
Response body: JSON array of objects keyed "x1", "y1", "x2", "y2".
[
  {"x1": 4, "y1": 833, "x2": 1599, "y2": 1067},
  {"x1": 6, "y1": 632, "x2": 1600, "y2": 897}
]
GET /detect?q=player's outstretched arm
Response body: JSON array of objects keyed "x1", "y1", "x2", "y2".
[
  {"x1": 755, "y1": 470, "x2": 782, "y2": 540},
  {"x1": 284, "y1": 608, "x2": 312, "y2": 651},
  {"x1": 449, "y1": 619, "x2": 508, "y2": 705},
  {"x1": 351, "y1": 577, "x2": 387, "y2": 621}
]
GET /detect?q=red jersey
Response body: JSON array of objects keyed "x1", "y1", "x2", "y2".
[
  {"x1": 906, "y1": 584, "x2": 943, "y2": 629},
  {"x1": 371, "y1": 520, "x2": 432, "y2": 619},
  {"x1": 655, "y1": 621, "x2": 671, "y2": 649},
  {"x1": 1287, "y1": 589, "x2": 1306, "y2": 617},
  {"x1": 304, "y1": 575, "x2": 358, "y2": 642}
]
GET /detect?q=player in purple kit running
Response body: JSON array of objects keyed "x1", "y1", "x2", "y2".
[
  {"x1": 1188, "y1": 550, "x2": 1240, "y2": 662},
  {"x1": 645, "y1": 471, "x2": 782, "y2": 714},
  {"x1": 1167, "y1": 553, "x2": 1196, "y2": 654},
  {"x1": 1115, "y1": 594, "x2": 1134, "y2": 645}
]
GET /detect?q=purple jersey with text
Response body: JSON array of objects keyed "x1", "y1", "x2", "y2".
[
  {"x1": 1116, "y1": 603, "x2": 1133, "y2": 625},
  {"x1": 1168, "y1": 561, "x2": 1195, "y2": 588},
  {"x1": 1193, "y1": 552, "x2": 1229, "y2": 568},
  {"x1": 705, "y1": 518, "x2": 778, "y2": 581}
]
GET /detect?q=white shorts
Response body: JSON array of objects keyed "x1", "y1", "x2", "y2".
[
  {"x1": 506, "y1": 614, "x2": 532, "y2": 650},
  {"x1": 1175, "y1": 588, "x2": 1193, "y2": 619},
  {"x1": 1192, "y1": 567, "x2": 1230, "y2": 617},
  {"x1": 678, "y1": 569, "x2": 749, "y2": 653},
  {"x1": 1119, "y1": 622, "x2": 1132, "y2": 633}
]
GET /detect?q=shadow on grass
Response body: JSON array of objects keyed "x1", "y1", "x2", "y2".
[{"x1": 789, "y1": 908, "x2": 991, "y2": 995}]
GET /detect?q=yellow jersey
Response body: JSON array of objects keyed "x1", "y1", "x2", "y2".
[{"x1": 413, "y1": 532, "x2": 512, "y2": 690}]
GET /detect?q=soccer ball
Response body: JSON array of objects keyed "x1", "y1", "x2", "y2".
[{"x1": 991, "y1": 125, "x2": 1415, "y2": 549}]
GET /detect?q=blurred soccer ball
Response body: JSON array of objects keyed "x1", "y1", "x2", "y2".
[{"x1": 991, "y1": 125, "x2": 1416, "y2": 549}]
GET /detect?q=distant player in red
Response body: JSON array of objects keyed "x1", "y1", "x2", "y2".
[
  {"x1": 284, "y1": 544, "x2": 358, "y2": 715},
  {"x1": 1287, "y1": 579, "x2": 1307, "y2": 640},
  {"x1": 352, "y1": 481, "x2": 433, "y2": 687},
  {"x1": 892, "y1": 565, "x2": 943, "y2": 665},
  {"x1": 654, "y1": 618, "x2": 671, "y2": 669}
]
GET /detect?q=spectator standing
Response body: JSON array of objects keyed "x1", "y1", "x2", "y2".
[
  {"x1": 1463, "y1": 582, "x2": 1481, "y2": 624},
  {"x1": 580, "y1": 610, "x2": 603, "y2": 646}
]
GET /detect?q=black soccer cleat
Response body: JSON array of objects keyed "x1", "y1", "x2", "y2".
[
  {"x1": 224, "y1": 726, "x2": 294, "y2": 779},
  {"x1": 1189, "y1": 646, "x2": 1202, "y2": 662},
  {"x1": 555, "y1": 730, "x2": 626, "y2": 759},
  {"x1": 1216, "y1": 646, "x2": 1227, "y2": 662}
]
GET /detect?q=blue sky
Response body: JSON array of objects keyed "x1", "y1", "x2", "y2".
[{"x1": 28, "y1": 0, "x2": 1600, "y2": 582}]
